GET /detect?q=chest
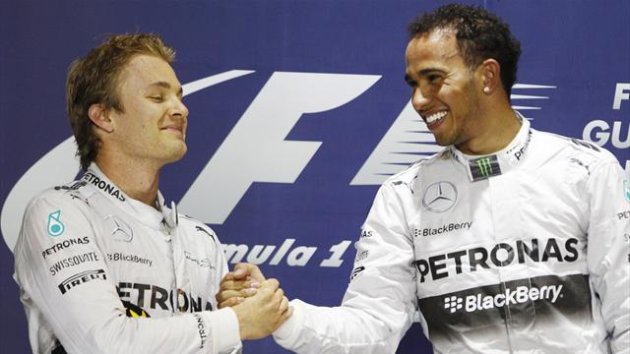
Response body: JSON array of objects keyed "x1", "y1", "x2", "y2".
[
  {"x1": 89, "y1": 207, "x2": 220, "y2": 316},
  {"x1": 409, "y1": 161, "x2": 589, "y2": 294}
]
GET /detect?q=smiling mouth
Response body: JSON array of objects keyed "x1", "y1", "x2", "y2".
[
  {"x1": 423, "y1": 111, "x2": 448, "y2": 128},
  {"x1": 162, "y1": 126, "x2": 184, "y2": 136}
]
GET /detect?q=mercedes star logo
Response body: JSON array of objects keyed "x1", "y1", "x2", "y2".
[
  {"x1": 422, "y1": 181, "x2": 458, "y2": 213},
  {"x1": 105, "y1": 215, "x2": 133, "y2": 242}
]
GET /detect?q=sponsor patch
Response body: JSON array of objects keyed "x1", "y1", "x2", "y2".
[
  {"x1": 117, "y1": 282, "x2": 213, "y2": 313},
  {"x1": 58, "y1": 269, "x2": 107, "y2": 294},
  {"x1": 414, "y1": 237, "x2": 579, "y2": 283},
  {"x1": 350, "y1": 266, "x2": 365, "y2": 281},
  {"x1": 414, "y1": 222, "x2": 472, "y2": 238},
  {"x1": 195, "y1": 226, "x2": 216, "y2": 242},
  {"x1": 418, "y1": 274, "x2": 592, "y2": 342},
  {"x1": 194, "y1": 313, "x2": 208, "y2": 349},
  {"x1": 47, "y1": 210, "x2": 65, "y2": 237},
  {"x1": 422, "y1": 182, "x2": 458, "y2": 213},
  {"x1": 107, "y1": 253, "x2": 153, "y2": 267},
  {"x1": 184, "y1": 251, "x2": 213, "y2": 269},
  {"x1": 50, "y1": 252, "x2": 99, "y2": 276},
  {"x1": 360, "y1": 229, "x2": 373, "y2": 238},
  {"x1": 82, "y1": 172, "x2": 126, "y2": 201},
  {"x1": 105, "y1": 215, "x2": 133, "y2": 242},
  {"x1": 444, "y1": 284, "x2": 563, "y2": 314},
  {"x1": 42, "y1": 236, "x2": 90, "y2": 258},
  {"x1": 122, "y1": 301, "x2": 150, "y2": 318},
  {"x1": 469, "y1": 155, "x2": 502, "y2": 181}
]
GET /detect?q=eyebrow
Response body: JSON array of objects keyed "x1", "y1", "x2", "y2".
[
  {"x1": 418, "y1": 68, "x2": 445, "y2": 76},
  {"x1": 405, "y1": 68, "x2": 445, "y2": 83},
  {"x1": 148, "y1": 81, "x2": 184, "y2": 96}
]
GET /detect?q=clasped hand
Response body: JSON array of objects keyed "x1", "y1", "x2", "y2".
[{"x1": 217, "y1": 263, "x2": 292, "y2": 340}]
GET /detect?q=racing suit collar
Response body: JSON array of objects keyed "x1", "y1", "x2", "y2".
[
  {"x1": 84, "y1": 164, "x2": 178, "y2": 231},
  {"x1": 449, "y1": 112, "x2": 531, "y2": 182}
]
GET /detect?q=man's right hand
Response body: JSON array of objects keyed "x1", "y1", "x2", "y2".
[
  {"x1": 231, "y1": 278, "x2": 293, "y2": 340},
  {"x1": 217, "y1": 263, "x2": 266, "y2": 308}
]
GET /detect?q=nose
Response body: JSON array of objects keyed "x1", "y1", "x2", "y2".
[
  {"x1": 171, "y1": 97, "x2": 189, "y2": 119},
  {"x1": 411, "y1": 86, "x2": 431, "y2": 112}
]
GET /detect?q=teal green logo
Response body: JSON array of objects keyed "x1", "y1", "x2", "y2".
[
  {"x1": 47, "y1": 210, "x2": 65, "y2": 237},
  {"x1": 476, "y1": 157, "x2": 493, "y2": 177},
  {"x1": 625, "y1": 180, "x2": 630, "y2": 203}
]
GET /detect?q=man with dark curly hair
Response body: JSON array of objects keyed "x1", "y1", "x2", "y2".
[{"x1": 219, "y1": 4, "x2": 629, "y2": 353}]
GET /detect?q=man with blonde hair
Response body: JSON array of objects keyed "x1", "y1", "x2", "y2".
[{"x1": 14, "y1": 33, "x2": 291, "y2": 354}]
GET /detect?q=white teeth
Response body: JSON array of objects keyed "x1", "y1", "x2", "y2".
[{"x1": 424, "y1": 111, "x2": 448, "y2": 124}]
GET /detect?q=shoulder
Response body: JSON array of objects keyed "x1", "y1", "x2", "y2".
[
  {"x1": 16, "y1": 181, "x2": 95, "y2": 263},
  {"x1": 177, "y1": 214, "x2": 220, "y2": 244},
  {"x1": 25, "y1": 180, "x2": 91, "y2": 217},
  {"x1": 532, "y1": 129, "x2": 618, "y2": 165},
  {"x1": 370, "y1": 148, "x2": 450, "y2": 201},
  {"x1": 381, "y1": 148, "x2": 449, "y2": 188}
]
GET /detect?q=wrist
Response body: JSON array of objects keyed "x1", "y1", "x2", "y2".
[{"x1": 233, "y1": 304, "x2": 250, "y2": 340}]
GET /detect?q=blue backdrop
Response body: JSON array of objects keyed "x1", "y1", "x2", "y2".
[{"x1": 1, "y1": 1, "x2": 628, "y2": 353}]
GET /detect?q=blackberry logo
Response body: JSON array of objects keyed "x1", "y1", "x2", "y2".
[
  {"x1": 414, "y1": 221, "x2": 472, "y2": 238},
  {"x1": 444, "y1": 284, "x2": 563, "y2": 314},
  {"x1": 444, "y1": 296, "x2": 463, "y2": 313}
]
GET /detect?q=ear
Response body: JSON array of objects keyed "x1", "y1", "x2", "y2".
[
  {"x1": 87, "y1": 104, "x2": 114, "y2": 133},
  {"x1": 478, "y1": 59, "x2": 501, "y2": 95}
]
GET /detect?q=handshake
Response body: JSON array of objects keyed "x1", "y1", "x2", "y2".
[{"x1": 216, "y1": 263, "x2": 293, "y2": 340}]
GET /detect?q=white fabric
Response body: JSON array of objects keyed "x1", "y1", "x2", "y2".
[
  {"x1": 14, "y1": 164, "x2": 241, "y2": 354},
  {"x1": 275, "y1": 118, "x2": 630, "y2": 354}
]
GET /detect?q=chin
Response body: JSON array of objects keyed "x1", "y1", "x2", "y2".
[
  {"x1": 163, "y1": 145, "x2": 188, "y2": 164},
  {"x1": 433, "y1": 136, "x2": 454, "y2": 147}
]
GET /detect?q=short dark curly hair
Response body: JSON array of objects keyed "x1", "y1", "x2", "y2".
[
  {"x1": 66, "y1": 33, "x2": 176, "y2": 170},
  {"x1": 408, "y1": 3, "x2": 521, "y2": 96}
]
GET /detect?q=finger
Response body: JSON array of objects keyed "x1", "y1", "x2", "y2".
[
  {"x1": 273, "y1": 288, "x2": 284, "y2": 306},
  {"x1": 234, "y1": 263, "x2": 266, "y2": 282},
  {"x1": 286, "y1": 305, "x2": 294, "y2": 318},
  {"x1": 276, "y1": 305, "x2": 294, "y2": 328},
  {"x1": 242, "y1": 287, "x2": 258, "y2": 297},
  {"x1": 279, "y1": 296, "x2": 289, "y2": 312},
  {"x1": 218, "y1": 287, "x2": 259, "y2": 304},
  {"x1": 219, "y1": 297, "x2": 244, "y2": 309},
  {"x1": 219, "y1": 279, "x2": 241, "y2": 291},
  {"x1": 221, "y1": 272, "x2": 236, "y2": 282},
  {"x1": 261, "y1": 278, "x2": 279, "y2": 291},
  {"x1": 230, "y1": 265, "x2": 250, "y2": 280},
  {"x1": 216, "y1": 289, "x2": 243, "y2": 303},
  {"x1": 220, "y1": 279, "x2": 259, "y2": 291}
]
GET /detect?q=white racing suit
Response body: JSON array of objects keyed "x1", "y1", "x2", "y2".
[
  {"x1": 13, "y1": 164, "x2": 241, "y2": 354},
  {"x1": 274, "y1": 118, "x2": 630, "y2": 353}
]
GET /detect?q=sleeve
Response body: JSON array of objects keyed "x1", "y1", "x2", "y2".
[
  {"x1": 585, "y1": 159, "x2": 630, "y2": 353},
  {"x1": 205, "y1": 224, "x2": 231, "y2": 292},
  {"x1": 13, "y1": 193, "x2": 241, "y2": 354},
  {"x1": 273, "y1": 182, "x2": 417, "y2": 353},
  {"x1": 203, "y1": 223, "x2": 243, "y2": 354}
]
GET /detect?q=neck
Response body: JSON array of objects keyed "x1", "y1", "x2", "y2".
[
  {"x1": 94, "y1": 157, "x2": 161, "y2": 207},
  {"x1": 456, "y1": 103, "x2": 521, "y2": 155}
]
